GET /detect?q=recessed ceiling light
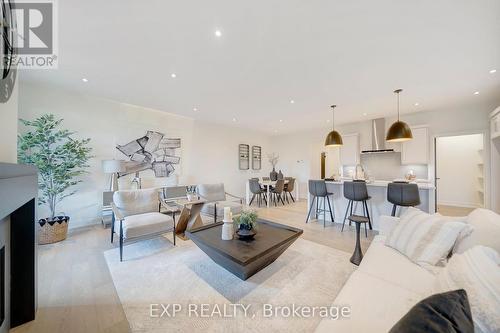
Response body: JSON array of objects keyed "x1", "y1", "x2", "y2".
[
  {"x1": 414, "y1": 103, "x2": 419, "y2": 106},
  {"x1": 290, "y1": 100, "x2": 295, "y2": 104},
  {"x1": 232, "y1": 118, "x2": 237, "y2": 122},
  {"x1": 214, "y1": 29, "x2": 222, "y2": 37},
  {"x1": 279, "y1": 119, "x2": 283, "y2": 123},
  {"x1": 474, "y1": 91, "x2": 480, "y2": 95},
  {"x1": 193, "y1": 107, "x2": 198, "y2": 111},
  {"x1": 82, "y1": 78, "x2": 88, "y2": 82},
  {"x1": 171, "y1": 73, "x2": 177, "y2": 78},
  {"x1": 489, "y1": 69, "x2": 497, "y2": 74},
  {"x1": 362, "y1": 112, "x2": 367, "y2": 116}
]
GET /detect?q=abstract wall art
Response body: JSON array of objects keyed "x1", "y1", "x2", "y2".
[{"x1": 117, "y1": 131, "x2": 181, "y2": 177}]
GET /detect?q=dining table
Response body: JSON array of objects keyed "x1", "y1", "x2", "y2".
[{"x1": 245, "y1": 179, "x2": 300, "y2": 208}]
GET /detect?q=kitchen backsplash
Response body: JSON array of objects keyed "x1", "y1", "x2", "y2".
[{"x1": 342, "y1": 152, "x2": 429, "y2": 180}]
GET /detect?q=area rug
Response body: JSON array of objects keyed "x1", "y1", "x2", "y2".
[{"x1": 104, "y1": 236, "x2": 356, "y2": 333}]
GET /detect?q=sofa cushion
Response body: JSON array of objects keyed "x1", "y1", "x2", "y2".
[
  {"x1": 315, "y1": 270, "x2": 428, "y2": 333},
  {"x1": 385, "y1": 207, "x2": 472, "y2": 268},
  {"x1": 115, "y1": 212, "x2": 174, "y2": 239},
  {"x1": 389, "y1": 289, "x2": 474, "y2": 333},
  {"x1": 196, "y1": 183, "x2": 226, "y2": 202},
  {"x1": 201, "y1": 200, "x2": 242, "y2": 218},
  {"x1": 113, "y1": 188, "x2": 159, "y2": 217},
  {"x1": 454, "y1": 208, "x2": 500, "y2": 254},
  {"x1": 358, "y1": 236, "x2": 438, "y2": 295},
  {"x1": 434, "y1": 246, "x2": 500, "y2": 333}
]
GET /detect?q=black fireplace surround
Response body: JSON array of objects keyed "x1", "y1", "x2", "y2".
[{"x1": 0, "y1": 163, "x2": 38, "y2": 329}]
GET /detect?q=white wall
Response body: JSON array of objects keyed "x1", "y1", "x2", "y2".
[
  {"x1": 436, "y1": 134, "x2": 484, "y2": 208},
  {"x1": 272, "y1": 103, "x2": 494, "y2": 201},
  {"x1": 19, "y1": 82, "x2": 271, "y2": 228},
  {"x1": 0, "y1": 83, "x2": 19, "y2": 163}
]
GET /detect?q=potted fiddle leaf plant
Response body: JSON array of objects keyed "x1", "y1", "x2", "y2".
[
  {"x1": 234, "y1": 210, "x2": 258, "y2": 240},
  {"x1": 18, "y1": 114, "x2": 93, "y2": 244}
]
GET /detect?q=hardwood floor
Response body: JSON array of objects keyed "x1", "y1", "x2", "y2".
[{"x1": 12, "y1": 200, "x2": 375, "y2": 333}]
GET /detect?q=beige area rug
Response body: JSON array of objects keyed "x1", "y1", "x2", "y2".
[{"x1": 104, "y1": 235, "x2": 356, "y2": 333}]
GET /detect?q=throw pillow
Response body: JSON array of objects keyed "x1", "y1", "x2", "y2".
[
  {"x1": 434, "y1": 246, "x2": 500, "y2": 333},
  {"x1": 453, "y1": 208, "x2": 500, "y2": 254},
  {"x1": 389, "y1": 289, "x2": 474, "y2": 333},
  {"x1": 385, "y1": 207, "x2": 472, "y2": 268}
]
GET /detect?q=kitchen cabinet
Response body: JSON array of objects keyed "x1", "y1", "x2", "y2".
[
  {"x1": 340, "y1": 133, "x2": 360, "y2": 166},
  {"x1": 401, "y1": 126, "x2": 429, "y2": 165},
  {"x1": 491, "y1": 107, "x2": 500, "y2": 139}
]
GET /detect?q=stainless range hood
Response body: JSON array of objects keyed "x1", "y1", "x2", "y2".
[{"x1": 361, "y1": 118, "x2": 395, "y2": 154}]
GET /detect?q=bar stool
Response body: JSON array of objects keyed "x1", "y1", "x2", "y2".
[
  {"x1": 387, "y1": 182, "x2": 420, "y2": 216},
  {"x1": 342, "y1": 181, "x2": 372, "y2": 236},
  {"x1": 306, "y1": 180, "x2": 335, "y2": 227}
]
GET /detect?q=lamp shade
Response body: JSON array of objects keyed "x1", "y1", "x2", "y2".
[
  {"x1": 102, "y1": 160, "x2": 125, "y2": 173},
  {"x1": 386, "y1": 121, "x2": 413, "y2": 142},
  {"x1": 325, "y1": 130, "x2": 343, "y2": 147}
]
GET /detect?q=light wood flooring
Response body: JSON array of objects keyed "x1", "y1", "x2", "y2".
[
  {"x1": 437, "y1": 204, "x2": 475, "y2": 217},
  {"x1": 12, "y1": 200, "x2": 375, "y2": 333}
]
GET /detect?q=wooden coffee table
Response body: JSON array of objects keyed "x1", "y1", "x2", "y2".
[{"x1": 186, "y1": 219, "x2": 303, "y2": 280}]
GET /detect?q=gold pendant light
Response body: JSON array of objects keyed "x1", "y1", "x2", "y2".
[
  {"x1": 386, "y1": 89, "x2": 413, "y2": 142},
  {"x1": 325, "y1": 105, "x2": 343, "y2": 147}
]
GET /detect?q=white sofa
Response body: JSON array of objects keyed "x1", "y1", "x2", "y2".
[{"x1": 316, "y1": 208, "x2": 500, "y2": 333}]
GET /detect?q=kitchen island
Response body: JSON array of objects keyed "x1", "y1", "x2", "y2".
[{"x1": 307, "y1": 180, "x2": 435, "y2": 231}]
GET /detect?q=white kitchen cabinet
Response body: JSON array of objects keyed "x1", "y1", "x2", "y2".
[
  {"x1": 340, "y1": 133, "x2": 360, "y2": 166},
  {"x1": 401, "y1": 126, "x2": 429, "y2": 165}
]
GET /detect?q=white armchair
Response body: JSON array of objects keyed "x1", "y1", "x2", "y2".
[
  {"x1": 196, "y1": 183, "x2": 243, "y2": 222},
  {"x1": 111, "y1": 188, "x2": 175, "y2": 261}
]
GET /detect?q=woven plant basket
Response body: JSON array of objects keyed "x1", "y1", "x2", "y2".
[{"x1": 38, "y1": 216, "x2": 69, "y2": 245}]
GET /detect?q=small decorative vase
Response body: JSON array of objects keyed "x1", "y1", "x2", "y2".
[
  {"x1": 278, "y1": 170, "x2": 284, "y2": 180},
  {"x1": 221, "y1": 220, "x2": 234, "y2": 240},
  {"x1": 236, "y1": 225, "x2": 256, "y2": 240},
  {"x1": 270, "y1": 167, "x2": 278, "y2": 181}
]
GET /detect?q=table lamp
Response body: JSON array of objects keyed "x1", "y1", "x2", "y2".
[{"x1": 102, "y1": 160, "x2": 125, "y2": 191}]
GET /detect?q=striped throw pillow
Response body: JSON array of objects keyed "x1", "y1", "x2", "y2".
[{"x1": 385, "y1": 207, "x2": 473, "y2": 269}]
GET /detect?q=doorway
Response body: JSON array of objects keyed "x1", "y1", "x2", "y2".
[{"x1": 435, "y1": 134, "x2": 484, "y2": 216}]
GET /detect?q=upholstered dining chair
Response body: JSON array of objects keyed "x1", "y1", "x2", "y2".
[
  {"x1": 111, "y1": 188, "x2": 175, "y2": 261},
  {"x1": 283, "y1": 178, "x2": 296, "y2": 203},
  {"x1": 249, "y1": 178, "x2": 267, "y2": 207},
  {"x1": 196, "y1": 183, "x2": 243, "y2": 222},
  {"x1": 270, "y1": 179, "x2": 286, "y2": 206}
]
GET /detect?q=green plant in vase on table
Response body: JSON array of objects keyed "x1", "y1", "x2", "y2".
[
  {"x1": 18, "y1": 114, "x2": 93, "y2": 244},
  {"x1": 233, "y1": 210, "x2": 258, "y2": 240}
]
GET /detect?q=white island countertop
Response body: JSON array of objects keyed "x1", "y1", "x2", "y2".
[{"x1": 325, "y1": 179, "x2": 435, "y2": 190}]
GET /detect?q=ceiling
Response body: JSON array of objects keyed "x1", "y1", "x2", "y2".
[{"x1": 20, "y1": 0, "x2": 500, "y2": 134}]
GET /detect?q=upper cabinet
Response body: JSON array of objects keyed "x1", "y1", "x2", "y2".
[
  {"x1": 491, "y1": 107, "x2": 500, "y2": 140},
  {"x1": 340, "y1": 133, "x2": 360, "y2": 166},
  {"x1": 401, "y1": 126, "x2": 429, "y2": 165}
]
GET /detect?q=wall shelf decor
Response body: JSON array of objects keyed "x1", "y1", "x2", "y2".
[
  {"x1": 239, "y1": 144, "x2": 250, "y2": 170},
  {"x1": 252, "y1": 146, "x2": 262, "y2": 170}
]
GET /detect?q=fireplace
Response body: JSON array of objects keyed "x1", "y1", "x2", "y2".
[{"x1": 0, "y1": 163, "x2": 38, "y2": 332}]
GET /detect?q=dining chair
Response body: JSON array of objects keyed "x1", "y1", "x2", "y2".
[
  {"x1": 270, "y1": 179, "x2": 286, "y2": 206},
  {"x1": 283, "y1": 178, "x2": 296, "y2": 203}
]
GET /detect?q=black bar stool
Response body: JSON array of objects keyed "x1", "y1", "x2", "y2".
[
  {"x1": 342, "y1": 181, "x2": 372, "y2": 236},
  {"x1": 387, "y1": 182, "x2": 421, "y2": 216},
  {"x1": 306, "y1": 180, "x2": 335, "y2": 227}
]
